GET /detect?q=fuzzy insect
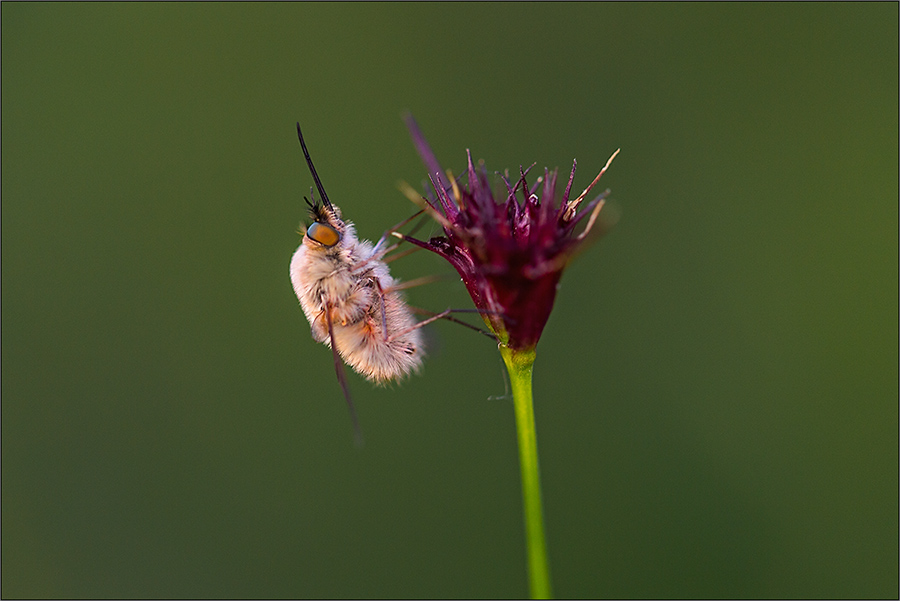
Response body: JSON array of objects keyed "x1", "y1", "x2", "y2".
[{"x1": 289, "y1": 123, "x2": 428, "y2": 442}]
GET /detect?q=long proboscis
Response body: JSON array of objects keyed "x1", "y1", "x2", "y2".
[{"x1": 296, "y1": 122, "x2": 333, "y2": 210}]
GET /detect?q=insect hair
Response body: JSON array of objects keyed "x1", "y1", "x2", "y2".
[{"x1": 290, "y1": 124, "x2": 424, "y2": 444}]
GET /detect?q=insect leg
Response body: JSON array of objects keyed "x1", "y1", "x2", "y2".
[
  {"x1": 380, "y1": 245, "x2": 421, "y2": 266},
  {"x1": 385, "y1": 308, "x2": 453, "y2": 342},
  {"x1": 383, "y1": 307, "x2": 503, "y2": 342},
  {"x1": 377, "y1": 275, "x2": 500, "y2": 341},
  {"x1": 352, "y1": 242, "x2": 424, "y2": 274},
  {"x1": 371, "y1": 277, "x2": 391, "y2": 343},
  {"x1": 349, "y1": 211, "x2": 428, "y2": 275},
  {"x1": 384, "y1": 274, "x2": 445, "y2": 291},
  {"x1": 324, "y1": 303, "x2": 364, "y2": 447},
  {"x1": 371, "y1": 275, "x2": 432, "y2": 345},
  {"x1": 370, "y1": 209, "x2": 427, "y2": 257},
  {"x1": 407, "y1": 306, "x2": 499, "y2": 340}
]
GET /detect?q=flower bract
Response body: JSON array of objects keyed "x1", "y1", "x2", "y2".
[{"x1": 399, "y1": 116, "x2": 619, "y2": 351}]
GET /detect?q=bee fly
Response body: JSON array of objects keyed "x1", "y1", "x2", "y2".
[{"x1": 290, "y1": 123, "x2": 444, "y2": 444}]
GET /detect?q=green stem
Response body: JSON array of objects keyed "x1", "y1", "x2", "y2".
[{"x1": 500, "y1": 345, "x2": 553, "y2": 599}]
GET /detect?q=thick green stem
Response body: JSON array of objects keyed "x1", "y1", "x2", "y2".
[{"x1": 500, "y1": 345, "x2": 552, "y2": 599}]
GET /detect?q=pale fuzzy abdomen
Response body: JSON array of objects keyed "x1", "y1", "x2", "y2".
[
  {"x1": 290, "y1": 235, "x2": 424, "y2": 383},
  {"x1": 329, "y1": 288, "x2": 423, "y2": 383}
]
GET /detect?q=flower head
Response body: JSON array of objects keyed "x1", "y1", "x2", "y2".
[{"x1": 399, "y1": 116, "x2": 619, "y2": 351}]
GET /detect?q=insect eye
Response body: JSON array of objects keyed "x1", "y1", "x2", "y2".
[{"x1": 307, "y1": 222, "x2": 341, "y2": 247}]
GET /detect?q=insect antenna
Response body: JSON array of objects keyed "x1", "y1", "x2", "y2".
[
  {"x1": 296, "y1": 123, "x2": 333, "y2": 210},
  {"x1": 324, "y1": 303, "x2": 364, "y2": 447}
]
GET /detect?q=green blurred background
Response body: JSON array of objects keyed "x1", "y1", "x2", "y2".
[{"x1": 2, "y1": 3, "x2": 897, "y2": 598}]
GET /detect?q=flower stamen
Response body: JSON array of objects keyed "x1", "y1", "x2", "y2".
[
  {"x1": 576, "y1": 197, "x2": 608, "y2": 242},
  {"x1": 563, "y1": 147, "x2": 620, "y2": 222},
  {"x1": 396, "y1": 179, "x2": 458, "y2": 233}
]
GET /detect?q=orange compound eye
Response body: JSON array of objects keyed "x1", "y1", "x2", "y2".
[{"x1": 306, "y1": 222, "x2": 341, "y2": 247}]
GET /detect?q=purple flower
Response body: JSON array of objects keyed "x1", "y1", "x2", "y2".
[{"x1": 399, "y1": 116, "x2": 619, "y2": 351}]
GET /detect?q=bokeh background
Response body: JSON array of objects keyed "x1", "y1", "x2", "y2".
[{"x1": 3, "y1": 4, "x2": 897, "y2": 599}]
